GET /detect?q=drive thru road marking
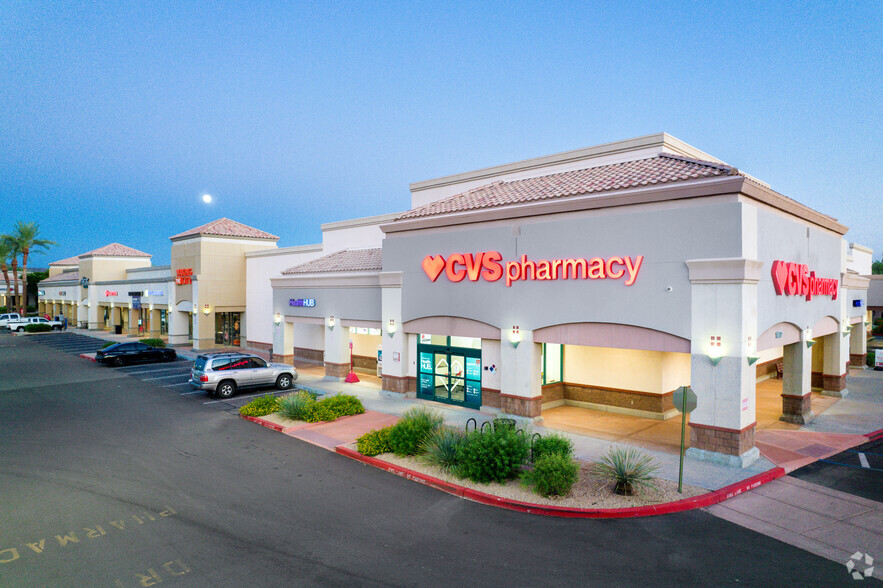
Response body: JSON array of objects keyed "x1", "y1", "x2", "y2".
[{"x1": 858, "y1": 453, "x2": 870, "y2": 469}]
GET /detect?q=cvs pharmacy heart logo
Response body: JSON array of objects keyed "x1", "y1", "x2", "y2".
[
  {"x1": 422, "y1": 255, "x2": 445, "y2": 282},
  {"x1": 771, "y1": 260, "x2": 788, "y2": 295}
]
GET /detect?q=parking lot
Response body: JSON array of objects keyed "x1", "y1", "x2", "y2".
[{"x1": 23, "y1": 331, "x2": 295, "y2": 413}]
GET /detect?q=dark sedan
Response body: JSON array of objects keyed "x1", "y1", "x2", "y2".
[{"x1": 95, "y1": 342, "x2": 176, "y2": 367}]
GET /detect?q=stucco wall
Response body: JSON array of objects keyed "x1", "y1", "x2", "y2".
[{"x1": 563, "y1": 345, "x2": 690, "y2": 394}]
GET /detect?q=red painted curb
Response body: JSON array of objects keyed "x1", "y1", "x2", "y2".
[
  {"x1": 79, "y1": 353, "x2": 97, "y2": 363},
  {"x1": 865, "y1": 428, "x2": 883, "y2": 441},
  {"x1": 335, "y1": 446, "x2": 787, "y2": 518},
  {"x1": 240, "y1": 414, "x2": 285, "y2": 432}
]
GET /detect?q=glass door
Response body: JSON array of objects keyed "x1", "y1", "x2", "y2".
[{"x1": 418, "y1": 336, "x2": 481, "y2": 409}]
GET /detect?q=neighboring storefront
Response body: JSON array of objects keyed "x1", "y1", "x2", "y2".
[{"x1": 271, "y1": 133, "x2": 872, "y2": 468}]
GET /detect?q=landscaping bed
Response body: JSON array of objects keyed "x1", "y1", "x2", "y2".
[{"x1": 352, "y1": 446, "x2": 706, "y2": 509}]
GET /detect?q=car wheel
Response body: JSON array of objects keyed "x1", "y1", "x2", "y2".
[
  {"x1": 112, "y1": 356, "x2": 125, "y2": 367},
  {"x1": 216, "y1": 380, "x2": 236, "y2": 398},
  {"x1": 276, "y1": 374, "x2": 292, "y2": 390},
  {"x1": 164, "y1": 352, "x2": 175, "y2": 362}
]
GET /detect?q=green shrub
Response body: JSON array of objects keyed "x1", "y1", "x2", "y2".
[
  {"x1": 388, "y1": 407, "x2": 444, "y2": 456},
  {"x1": 278, "y1": 391, "x2": 317, "y2": 421},
  {"x1": 318, "y1": 393, "x2": 365, "y2": 417},
  {"x1": 531, "y1": 432, "x2": 574, "y2": 462},
  {"x1": 25, "y1": 323, "x2": 53, "y2": 332},
  {"x1": 356, "y1": 426, "x2": 393, "y2": 456},
  {"x1": 522, "y1": 453, "x2": 579, "y2": 497},
  {"x1": 419, "y1": 426, "x2": 464, "y2": 473},
  {"x1": 590, "y1": 446, "x2": 659, "y2": 496},
  {"x1": 294, "y1": 386, "x2": 322, "y2": 399},
  {"x1": 456, "y1": 427, "x2": 530, "y2": 484},
  {"x1": 239, "y1": 395, "x2": 281, "y2": 417},
  {"x1": 138, "y1": 338, "x2": 166, "y2": 347}
]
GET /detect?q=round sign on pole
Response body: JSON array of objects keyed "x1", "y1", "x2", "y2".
[{"x1": 673, "y1": 386, "x2": 697, "y2": 413}]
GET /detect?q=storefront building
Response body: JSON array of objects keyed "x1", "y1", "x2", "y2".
[
  {"x1": 40, "y1": 218, "x2": 278, "y2": 350},
  {"x1": 271, "y1": 133, "x2": 872, "y2": 467}
]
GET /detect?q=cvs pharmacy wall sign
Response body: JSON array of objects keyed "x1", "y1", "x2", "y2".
[
  {"x1": 771, "y1": 260, "x2": 838, "y2": 301},
  {"x1": 422, "y1": 251, "x2": 643, "y2": 287}
]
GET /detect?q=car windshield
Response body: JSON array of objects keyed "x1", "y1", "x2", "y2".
[
  {"x1": 194, "y1": 357, "x2": 208, "y2": 371},
  {"x1": 105, "y1": 343, "x2": 125, "y2": 351}
]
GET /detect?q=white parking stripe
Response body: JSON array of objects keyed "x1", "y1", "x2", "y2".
[
  {"x1": 180, "y1": 390, "x2": 205, "y2": 395},
  {"x1": 858, "y1": 453, "x2": 870, "y2": 468},
  {"x1": 163, "y1": 382, "x2": 191, "y2": 388},
  {"x1": 142, "y1": 373, "x2": 192, "y2": 381},
  {"x1": 124, "y1": 366, "x2": 190, "y2": 375}
]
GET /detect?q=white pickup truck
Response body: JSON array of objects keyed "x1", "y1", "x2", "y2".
[
  {"x1": 0, "y1": 313, "x2": 22, "y2": 328},
  {"x1": 6, "y1": 316, "x2": 63, "y2": 332}
]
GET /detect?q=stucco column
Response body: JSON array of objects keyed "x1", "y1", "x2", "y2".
[
  {"x1": 193, "y1": 311, "x2": 213, "y2": 350},
  {"x1": 380, "y1": 273, "x2": 410, "y2": 396},
  {"x1": 323, "y1": 316, "x2": 351, "y2": 379},
  {"x1": 128, "y1": 307, "x2": 139, "y2": 336},
  {"x1": 684, "y1": 258, "x2": 762, "y2": 468},
  {"x1": 849, "y1": 320, "x2": 867, "y2": 367},
  {"x1": 781, "y1": 332, "x2": 814, "y2": 424},
  {"x1": 149, "y1": 309, "x2": 161, "y2": 337},
  {"x1": 87, "y1": 287, "x2": 100, "y2": 330},
  {"x1": 168, "y1": 310, "x2": 191, "y2": 346},
  {"x1": 499, "y1": 328, "x2": 542, "y2": 419},
  {"x1": 821, "y1": 330, "x2": 849, "y2": 397},
  {"x1": 272, "y1": 319, "x2": 294, "y2": 364}
]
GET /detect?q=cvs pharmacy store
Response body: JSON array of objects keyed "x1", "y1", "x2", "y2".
[{"x1": 274, "y1": 134, "x2": 871, "y2": 468}]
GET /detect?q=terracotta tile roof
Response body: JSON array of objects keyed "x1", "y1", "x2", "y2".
[
  {"x1": 282, "y1": 249, "x2": 382, "y2": 274},
  {"x1": 48, "y1": 255, "x2": 82, "y2": 266},
  {"x1": 170, "y1": 218, "x2": 278, "y2": 240},
  {"x1": 41, "y1": 271, "x2": 80, "y2": 283},
  {"x1": 397, "y1": 153, "x2": 739, "y2": 220},
  {"x1": 78, "y1": 243, "x2": 152, "y2": 258}
]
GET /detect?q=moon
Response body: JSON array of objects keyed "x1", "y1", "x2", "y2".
[{"x1": 202, "y1": 193, "x2": 212, "y2": 204}]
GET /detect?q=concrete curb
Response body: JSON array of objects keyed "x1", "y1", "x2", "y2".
[
  {"x1": 240, "y1": 414, "x2": 285, "y2": 432},
  {"x1": 865, "y1": 428, "x2": 883, "y2": 441},
  {"x1": 334, "y1": 445, "x2": 787, "y2": 519},
  {"x1": 79, "y1": 353, "x2": 97, "y2": 363}
]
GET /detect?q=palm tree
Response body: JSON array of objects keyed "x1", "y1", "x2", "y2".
[
  {"x1": 2, "y1": 236, "x2": 21, "y2": 312},
  {"x1": 0, "y1": 241, "x2": 12, "y2": 310},
  {"x1": 6, "y1": 222, "x2": 56, "y2": 312}
]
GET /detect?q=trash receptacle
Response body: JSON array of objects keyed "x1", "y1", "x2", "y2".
[{"x1": 114, "y1": 325, "x2": 123, "y2": 334}]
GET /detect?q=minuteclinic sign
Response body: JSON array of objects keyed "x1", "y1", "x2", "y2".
[
  {"x1": 422, "y1": 251, "x2": 643, "y2": 288},
  {"x1": 771, "y1": 260, "x2": 838, "y2": 301}
]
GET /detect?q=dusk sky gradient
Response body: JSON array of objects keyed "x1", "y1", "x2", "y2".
[{"x1": 2, "y1": 1, "x2": 880, "y2": 267}]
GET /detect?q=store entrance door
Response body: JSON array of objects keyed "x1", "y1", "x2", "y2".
[
  {"x1": 215, "y1": 312, "x2": 241, "y2": 346},
  {"x1": 418, "y1": 340, "x2": 481, "y2": 409}
]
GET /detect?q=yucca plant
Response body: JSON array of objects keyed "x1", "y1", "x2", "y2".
[
  {"x1": 590, "y1": 446, "x2": 659, "y2": 496},
  {"x1": 277, "y1": 391, "x2": 317, "y2": 421},
  {"x1": 419, "y1": 426, "x2": 464, "y2": 473}
]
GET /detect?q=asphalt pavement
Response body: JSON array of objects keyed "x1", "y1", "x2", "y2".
[{"x1": 0, "y1": 330, "x2": 861, "y2": 586}]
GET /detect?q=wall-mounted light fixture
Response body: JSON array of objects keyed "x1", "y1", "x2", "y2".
[
  {"x1": 747, "y1": 355, "x2": 760, "y2": 366},
  {"x1": 708, "y1": 335, "x2": 723, "y2": 366},
  {"x1": 806, "y1": 340, "x2": 815, "y2": 349},
  {"x1": 203, "y1": 304, "x2": 211, "y2": 315},
  {"x1": 387, "y1": 318, "x2": 396, "y2": 337},
  {"x1": 274, "y1": 313, "x2": 282, "y2": 324},
  {"x1": 327, "y1": 315, "x2": 335, "y2": 330},
  {"x1": 842, "y1": 324, "x2": 852, "y2": 337},
  {"x1": 509, "y1": 325, "x2": 521, "y2": 348}
]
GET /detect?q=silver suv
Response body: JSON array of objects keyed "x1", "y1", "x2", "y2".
[{"x1": 189, "y1": 352, "x2": 297, "y2": 398}]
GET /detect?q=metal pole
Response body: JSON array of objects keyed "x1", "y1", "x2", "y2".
[{"x1": 678, "y1": 392, "x2": 686, "y2": 493}]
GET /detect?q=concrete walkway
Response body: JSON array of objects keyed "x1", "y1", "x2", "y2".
[{"x1": 706, "y1": 475, "x2": 882, "y2": 580}]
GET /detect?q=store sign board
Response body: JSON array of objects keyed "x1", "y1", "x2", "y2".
[
  {"x1": 175, "y1": 268, "x2": 193, "y2": 285},
  {"x1": 132, "y1": 296, "x2": 142, "y2": 310},
  {"x1": 147, "y1": 290, "x2": 165, "y2": 297},
  {"x1": 128, "y1": 291, "x2": 143, "y2": 297},
  {"x1": 289, "y1": 298, "x2": 316, "y2": 307},
  {"x1": 105, "y1": 290, "x2": 118, "y2": 296},
  {"x1": 770, "y1": 260, "x2": 838, "y2": 301},
  {"x1": 58, "y1": 291, "x2": 66, "y2": 296},
  {"x1": 421, "y1": 251, "x2": 643, "y2": 287}
]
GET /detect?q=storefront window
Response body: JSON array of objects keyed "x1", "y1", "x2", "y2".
[
  {"x1": 417, "y1": 334, "x2": 481, "y2": 409},
  {"x1": 103, "y1": 308, "x2": 110, "y2": 328},
  {"x1": 160, "y1": 310, "x2": 168, "y2": 335},
  {"x1": 542, "y1": 343, "x2": 563, "y2": 385},
  {"x1": 215, "y1": 312, "x2": 241, "y2": 346}
]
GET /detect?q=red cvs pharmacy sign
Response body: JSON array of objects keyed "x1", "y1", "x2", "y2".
[
  {"x1": 771, "y1": 260, "x2": 838, "y2": 301},
  {"x1": 422, "y1": 251, "x2": 643, "y2": 288}
]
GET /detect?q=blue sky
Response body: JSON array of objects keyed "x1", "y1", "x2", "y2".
[{"x1": 2, "y1": 1, "x2": 880, "y2": 267}]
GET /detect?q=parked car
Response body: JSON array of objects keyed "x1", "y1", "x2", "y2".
[
  {"x1": 7, "y1": 316, "x2": 63, "y2": 332},
  {"x1": 188, "y1": 351, "x2": 297, "y2": 398},
  {"x1": 96, "y1": 342, "x2": 177, "y2": 366},
  {"x1": 0, "y1": 313, "x2": 22, "y2": 329}
]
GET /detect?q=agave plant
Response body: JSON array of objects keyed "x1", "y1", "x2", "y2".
[{"x1": 590, "y1": 445, "x2": 659, "y2": 495}]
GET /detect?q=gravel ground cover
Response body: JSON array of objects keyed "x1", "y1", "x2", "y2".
[{"x1": 349, "y1": 445, "x2": 708, "y2": 509}]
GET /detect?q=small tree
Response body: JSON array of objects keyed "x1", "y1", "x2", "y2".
[{"x1": 873, "y1": 256, "x2": 883, "y2": 275}]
